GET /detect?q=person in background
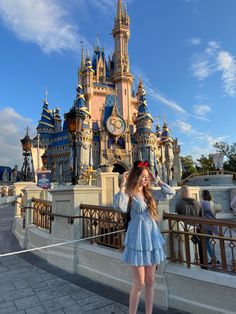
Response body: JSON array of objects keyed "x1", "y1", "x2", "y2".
[
  {"x1": 231, "y1": 195, "x2": 236, "y2": 215},
  {"x1": 113, "y1": 160, "x2": 175, "y2": 314},
  {"x1": 200, "y1": 190, "x2": 219, "y2": 264},
  {"x1": 175, "y1": 185, "x2": 200, "y2": 216},
  {"x1": 175, "y1": 185, "x2": 205, "y2": 267}
]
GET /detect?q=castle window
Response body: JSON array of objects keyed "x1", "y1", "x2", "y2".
[{"x1": 125, "y1": 89, "x2": 126, "y2": 95}]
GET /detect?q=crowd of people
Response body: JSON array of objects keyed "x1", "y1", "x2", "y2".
[{"x1": 175, "y1": 185, "x2": 220, "y2": 266}]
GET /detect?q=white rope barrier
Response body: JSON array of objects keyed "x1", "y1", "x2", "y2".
[{"x1": 0, "y1": 229, "x2": 125, "y2": 258}]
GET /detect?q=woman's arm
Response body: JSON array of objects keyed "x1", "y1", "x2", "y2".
[
  {"x1": 152, "y1": 178, "x2": 176, "y2": 202},
  {"x1": 113, "y1": 192, "x2": 129, "y2": 213}
]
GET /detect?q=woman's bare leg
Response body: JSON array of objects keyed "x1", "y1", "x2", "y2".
[
  {"x1": 144, "y1": 265, "x2": 156, "y2": 314},
  {"x1": 129, "y1": 266, "x2": 145, "y2": 314}
]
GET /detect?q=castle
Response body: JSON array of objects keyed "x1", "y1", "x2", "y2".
[{"x1": 34, "y1": 0, "x2": 181, "y2": 184}]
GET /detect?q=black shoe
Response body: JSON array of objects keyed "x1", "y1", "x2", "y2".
[
  {"x1": 201, "y1": 266, "x2": 208, "y2": 269},
  {"x1": 208, "y1": 260, "x2": 220, "y2": 265}
]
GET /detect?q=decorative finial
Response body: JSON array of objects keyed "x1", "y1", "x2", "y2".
[
  {"x1": 116, "y1": 0, "x2": 123, "y2": 19},
  {"x1": 163, "y1": 114, "x2": 167, "y2": 125},
  {"x1": 96, "y1": 33, "x2": 100, "y2": 48},
  {"x1": 80, "y1": 41, "x2": 85, "y2": 68},
  {"x1": 24, "y1": 126, "x2": 31, "y2": 139},
  {"x1": 45, "y1": 88, "x2": 48, "y2": 103},
  {"x1": 86, "y1": 46, "x2": 90, "y2": 59},
  {"x1": 124, "y1": 0, "x2": 128, "y2": 16}
]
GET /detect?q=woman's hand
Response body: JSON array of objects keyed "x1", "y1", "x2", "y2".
[
  {"x1": 149, "y1": 171, "x2": 162, "y2": 186},
  {"x1": 149, "y1": 171, "x2": 155, "y2": 182},
  {"x1": 120, "y1": 171, "x2": 129, "y2": 189}
]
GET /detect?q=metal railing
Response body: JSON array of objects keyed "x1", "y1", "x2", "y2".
[
  {"x1": 163, "y1": 212, "x2": 236, "y2": 273},
  {"x1": 20, "y1": 199, "x2": 236, "y2": 273},
  {"x1": 183, "y1": 169, "x2": 236, "y2": 184},
  {"x1": 31, "y1": 198, "x2": 53, "y2": 232},
  {"x1": 22, "y1": 199, "x2": 125, "y2": 250},
  {"x1": 80, "y1": 204, "x2": 125, "y2": 250}
]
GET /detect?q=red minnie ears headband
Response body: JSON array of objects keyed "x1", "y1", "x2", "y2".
[{"x1": 134, "y1": 160, "x2": 149, "y2": 168}]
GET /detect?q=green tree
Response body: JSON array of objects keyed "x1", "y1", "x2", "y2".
[
  {"x1": 180, "y1": 155, "x2": 197, "y2": 179},
  {"x1": 213, "y1": 142, "x2": 236, "y2": 172},
  {"x1": 196, "y1": 154, "x2": 215, "y2": 172}
]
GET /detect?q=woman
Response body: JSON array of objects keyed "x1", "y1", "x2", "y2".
[
  {"x1": 231, "y1": 195, "x2": 236, "y2": 214},
  {"x1": 113, "y1": 160, "x2": 175, "y2": 314},
  {"x1": 200, "y1": 190, "x2": 218, "y2": 264}
]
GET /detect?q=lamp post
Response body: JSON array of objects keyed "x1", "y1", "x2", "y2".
[
  {"x1": 64, "y1": 106, "x2": 85, "y2": 185},
  {"x1": 18, "y1": 127, "x2": 34, "y2": 181}
]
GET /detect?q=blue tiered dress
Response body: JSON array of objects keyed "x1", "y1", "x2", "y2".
[{"x1": 113, "y1": 183, "x2": 175, "y2": 266}]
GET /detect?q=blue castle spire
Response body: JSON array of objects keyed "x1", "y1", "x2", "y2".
[{"x1": 75, "y1": 84, "x2": 86, "y2": 109}]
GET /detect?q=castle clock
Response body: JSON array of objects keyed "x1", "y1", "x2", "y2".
[{"x1": 106, "y1": 115, "x2": 126, "y2": 136}]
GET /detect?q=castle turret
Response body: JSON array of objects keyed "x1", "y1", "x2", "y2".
[
  {"x1": 78, "y1": 45, "x2": 85, "y2": 83},
  {"x1": 91, "y1": 35, "x2": 109, "y2": 83},
  {"x1": 53, "y1": 108, "x2": 61, "y2": 132},
  {"x1": 112, "y1": 0, "x2": 133, "y2": 122},
  {"x1": 134, "y1": 85, "x2": 156, "y2": 172},
  {"x1": 136, "y1": 77, "x2": 145, "y2": 99},
  {"x1": 36, "y1": 93, "x2": 55, "y2": 148},
  {"x1": 156, "y1": 123, "x2": 162, "y2": 138},
  {"x1": 75, "y1": 85, "x2": 93, "y2": 171},
  {"x1": 162, "y1": 121, "x2": 170, "y2": 139},
  {"x1": 83, "y1": 54, "x2": 94, "y2": 112}
]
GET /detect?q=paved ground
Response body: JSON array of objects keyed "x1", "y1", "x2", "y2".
[{"x1": 0, "y1": 203, "x2": 188, "y2": 314}]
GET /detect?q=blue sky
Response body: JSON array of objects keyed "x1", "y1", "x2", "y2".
[{"x1": 0, "y1": 0, "x2": 235, "y2": 167}]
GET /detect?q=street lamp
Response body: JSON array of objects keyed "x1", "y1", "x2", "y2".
[
  {"x1": 64, "y1": 106, "x2": 85, "y2": 185},
  {"x1": 18, "y1": 127, "x2": 34, "y2": 181}
]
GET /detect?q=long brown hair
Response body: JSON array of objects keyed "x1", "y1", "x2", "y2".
[{"x1": 125, "y1": 161, "x2": 159, "y2": 221}]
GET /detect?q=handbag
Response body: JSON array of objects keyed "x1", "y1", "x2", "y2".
[
  {"x1": 210, "y1": 201, "x2": 222, "y2": 216},
  {"x1": 123, "y1": 196, "x2": 132, "y2": 232}
]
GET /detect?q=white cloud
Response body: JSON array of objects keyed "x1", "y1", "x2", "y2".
[
  {"x1": 84, "y1": 0, "x2": 134, "y2": 15},
  {"x1": 190, "y1": 56, "x2": 213, "y2": 80},
  {"x1": 132, "y1": 66, "x2": 186, "y2": 114},
  {"x1": 206, "y1": 41, "x2": 220, "y2": 55},
  {"x1": 173, "y1": 120, "x2": 193, "y2": 133},
  {"x1": 193, "y1": 115, "x2": 210, "y2": 122},
  {"x1": 189, "y1": 37, "x2": 201, "y2": 46},
  {"x1": 193, "y1": 104, "x2": 211, "y2": 120},
  {"x1": 0, "y1": 0, "x2": 134, "y2": 54},
  {"x1": 188, "y1": 145, "x2": 213, "y2": 160},
  {"x1": 217, "y1": 51, "x2": 236, "y2": 96},
  {"x1": 173, "y1": 119, "x2": 228, "y2": 159},
  {"x1": 147, "y1": 88, "x2": 187, "y2": 114},
  {"x1": 190, "y1": 41, "x2": 236, "y2": 96},
  {"x1": 0, "y1": 0, "x2": 90, "y2": 53},
  {"x1": 0, "y1": 107, "x2": 34, "y2": 167}
]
